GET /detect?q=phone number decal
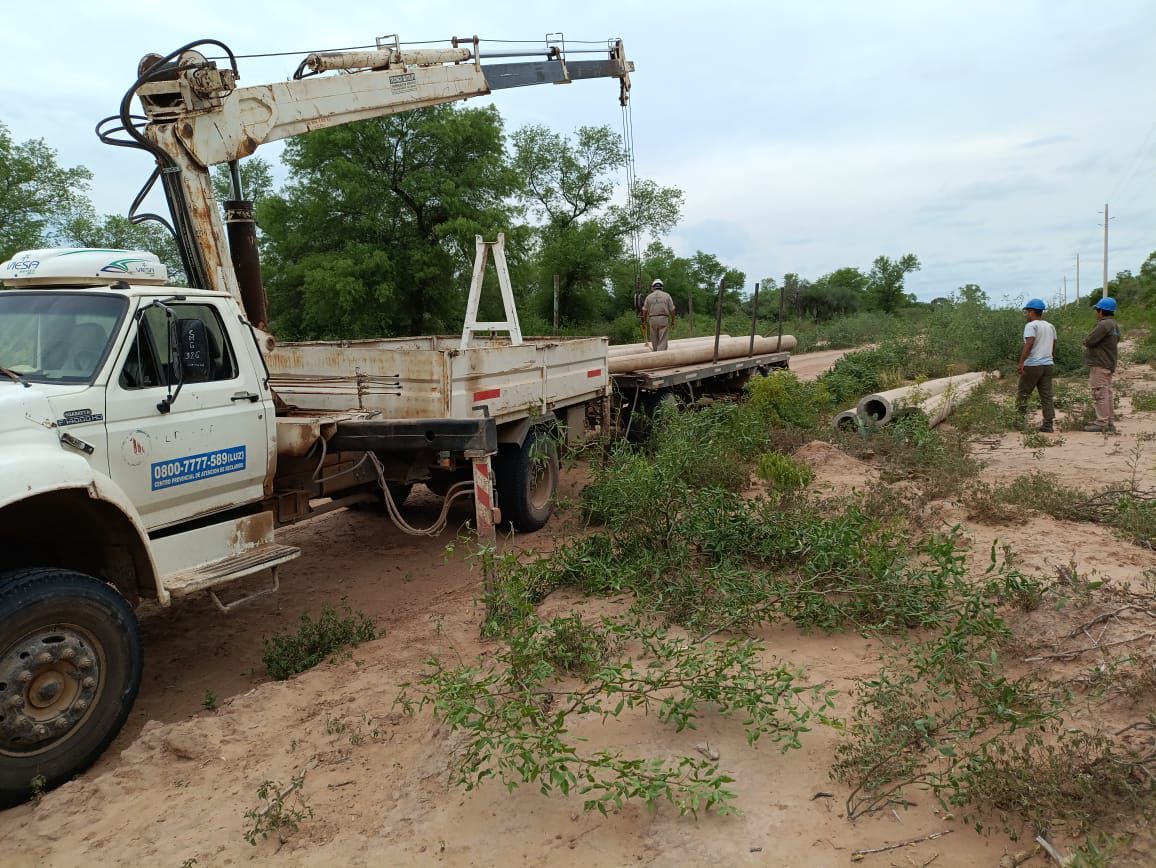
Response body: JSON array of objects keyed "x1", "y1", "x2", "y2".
[{"x1": 151, "y1": 446, "x2": 247, "y2": 491}]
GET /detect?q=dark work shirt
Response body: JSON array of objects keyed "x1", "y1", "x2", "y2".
[{"x1": 1083, "y1": 316, "x2": 1120, "y2": 372}]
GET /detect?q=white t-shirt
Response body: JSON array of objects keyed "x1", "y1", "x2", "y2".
[{"x1": 1023, "y1": 319, "x2": 1056, "y2": 366}]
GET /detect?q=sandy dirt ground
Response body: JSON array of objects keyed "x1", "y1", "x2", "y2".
[{"x1": 1, "y1": 351, "x2": 1153, "y2": 867}]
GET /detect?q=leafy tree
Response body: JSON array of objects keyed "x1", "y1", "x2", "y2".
[
  {"x1": 0, "y1": 122, "x2": 93, "y2": 259},
  {"x1": 257, "y1": 105, "x2": 522, "y2": 339},
  {"x1": 687, "y1": 251, "x2": 745, "y2": 317},
  {"x1": 61, "y1": 209, "x2": 186, "y2": 284},
  {"x1": 512, "y1": 124, "x2": 681, "y2": 325},
  {"x1": 1102, "y1": 253, "x2": 1156, "y2": 308},
  {"x1": 799, "y1": 267, "x2": 868, "y2": 320},
  {"x1": 211, "y1": 156, "x2": 275, "y2": 204},
  {"x1": 867, "y1": 253, "x2": 921, "y2": 313},
  {"x1": 953, "y1": 283, "x2": 989, "y2": 307}
]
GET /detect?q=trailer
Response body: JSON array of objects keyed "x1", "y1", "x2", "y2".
[{"x1": 610, "y1": 339, "x2": 791, "y2": 439}]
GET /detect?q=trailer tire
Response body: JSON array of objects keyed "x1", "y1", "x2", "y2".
[
  {"x1": 0, "y1": 568, "x2": 142, "y2": 807},
  {"x1": 495, "y1": 429, "x2": 559, "y2": 532},
  {"x1": 627, "y1": 391, "x2": 678, "y2": 443}
]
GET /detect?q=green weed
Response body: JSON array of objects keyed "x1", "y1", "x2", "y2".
[
  {"x1": 755, "y1": 452, "x2": 814, "y2": 491},
  {"x1": 950, "y1": 383, "x2": 1023, "y2": 436},
  {"x1": 262, "y1": 605, "x2": 378, "y2": 681},
  {"x1": 1131, "y1": 391, "x2": 1156, "y2": 412},
  {"x1": 242, "y1": 774, "x2": 312, "y2": 846},
  {"x1": 398, "y1": 616, "x2": 835, "y2": 817},
  {"x1": 745, "y1": 370, "x2": 827, "y2": 430}
]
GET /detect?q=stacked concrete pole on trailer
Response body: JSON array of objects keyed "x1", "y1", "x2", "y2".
[
  {"x1": 608, "y1": 335, "x2": 797, "y2": 374},
  {"x1": 856, "y1": 372, "x2": 987, "y2": 426},
  {"x1": 607, "y1": 335, "x2": 732, "y2": 358}
]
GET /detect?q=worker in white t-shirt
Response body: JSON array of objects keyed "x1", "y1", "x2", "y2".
[{"x1": 1016, "y1": 298, "x2": 1057, "y2": 433}]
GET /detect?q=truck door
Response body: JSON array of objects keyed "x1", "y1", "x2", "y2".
[{"x1": 103, "y1": 298, "x2": 272, "y2": 531}]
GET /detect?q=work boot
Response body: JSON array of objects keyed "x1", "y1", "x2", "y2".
[
  {"x1": 1083, "y1": 423, "x2": 1117, "y2": 433},
  {"x1": 1038, "y1": 422, "x2": 1054, "y2": 433}
]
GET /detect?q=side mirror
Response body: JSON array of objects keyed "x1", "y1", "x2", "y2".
[{"x1": 156, "y1": 316, "x2": 210, "y2": 414}]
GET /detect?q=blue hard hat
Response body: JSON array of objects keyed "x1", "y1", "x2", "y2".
[
  {"x1": 1094, "y1": 297, "x2": 1117, "y2": 313},
  {"x1": 1022, "y1": 298, "x2": 1046, "y2": 311}
]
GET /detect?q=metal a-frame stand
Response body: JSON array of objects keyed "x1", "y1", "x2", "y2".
[{"x1": 459, "y1": 233, "x2": 523, "y2": 350}]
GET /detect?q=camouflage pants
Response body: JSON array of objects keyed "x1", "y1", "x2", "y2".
[{"x1": 1089, "y1": 366, "x2": 1115, "y2": 426}]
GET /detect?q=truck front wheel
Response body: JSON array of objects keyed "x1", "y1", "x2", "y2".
[
  {"x1": 0, "y1": 568, "x2": 142, "y2": 807},
  {"x1": 495, "y1": 429, "x2": 560, "y2": 533}
]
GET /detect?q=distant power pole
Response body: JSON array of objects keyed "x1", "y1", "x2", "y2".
[
  {"x1": 1063, "y1": 274, "x2": 1067, "y2": 305},
  {"x1": 1101, "y1": 203, "x2": 1110, "y2": 299},
  {"x1": 1076, "y1": 253, "x2": 1080, "y2": 301}
]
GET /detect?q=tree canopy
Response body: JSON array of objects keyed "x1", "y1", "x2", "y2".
[
  {"x1": 256, "y1": 105, "x2": 521, "y2": 338},
  {"x1": 0, "y1": 122, "x2": 92, "y2": 260}
]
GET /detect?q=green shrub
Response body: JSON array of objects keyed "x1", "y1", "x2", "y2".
[
  {"x1": 756, "y1": 452, "x2": 814, "y2": 491},
  {"x1": 950, "y1": 383, "x2": 1023, "y2": 435},
  {"x1": 1131, "y1": 391, "x2": 1156, "y2": 412},
  {"x1": 818, "y1": 344, "x2": 906, "y2": 407},
  {"x1": 746, "y1": 370, "x2": 827, "y2": 430},
  {"x1": 262, "y1": 605, "x2": 378, "y2": 680},
  {"x1": 607, "y1": 310, "x2": 645, "y2": 345}
]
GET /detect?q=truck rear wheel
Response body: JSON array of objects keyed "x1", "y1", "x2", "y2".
[
  {"x1": 0, "y1": 568, "x2": 142, "y2": 807},
  {"x1": 495, "y1": 429, "x2": 560, "y2": 532}
]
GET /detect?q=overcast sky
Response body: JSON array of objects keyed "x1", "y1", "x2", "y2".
[{"x1": 4, "y1": 0, "x2": 1154, "y2": 304}]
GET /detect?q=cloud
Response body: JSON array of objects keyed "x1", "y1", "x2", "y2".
[{"x1": 1019, "y1": 135, "x2": 1075, "y2": 149}]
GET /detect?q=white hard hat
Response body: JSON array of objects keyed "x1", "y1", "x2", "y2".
[{"x1": 651, "y1": 279, "x2": 664, "y2": 288}]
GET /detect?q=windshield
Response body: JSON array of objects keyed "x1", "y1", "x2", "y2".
[{"x1": 0, "y1": 292, "x2": 128, "y2": 384}]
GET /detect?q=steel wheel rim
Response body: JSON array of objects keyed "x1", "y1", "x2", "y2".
[{"x1": 0, "y1": 623, "x2": 106, "y2": 757}]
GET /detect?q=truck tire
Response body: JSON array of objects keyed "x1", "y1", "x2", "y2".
[
  {"x1": 0, "y1": 568, "x2": 142, "y2": 807},
  {"x1": 495, "y1": 429, "x2": 560, "y2": 533}
]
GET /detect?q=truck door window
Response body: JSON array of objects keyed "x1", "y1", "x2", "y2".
[{"x1": 119, "y1": 303, "x2": 238, "y2": 389}]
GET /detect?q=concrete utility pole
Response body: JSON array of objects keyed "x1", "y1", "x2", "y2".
[
  {"x1": 1063, "y1": 274, "x2": 1067, "y2": 305},
  {"x1": 1102, "y1": 203, "x2": 1109, "y2": 299},
  {"x1": 1076, "y1": 253, "x2": 1080, "y2": 301}
]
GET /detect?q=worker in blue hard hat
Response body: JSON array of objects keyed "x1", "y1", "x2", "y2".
[
  {"x1": 1017, "y1": 298, "x2": 1056, "y2": 433},
  {"x1": 1082, "y1": 296, "x2": 1121, "y2": 433}
]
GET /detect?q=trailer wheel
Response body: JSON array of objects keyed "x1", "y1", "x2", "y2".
[
  {"x1": 627, "y1": 391, "x2": 678, "y2": 443},
  {"x1": 495, "y1": 429, "x2": 560, "y2": 532},
  {"x1": 0, "y1": 568, "x2": 142, "y2": 807}
]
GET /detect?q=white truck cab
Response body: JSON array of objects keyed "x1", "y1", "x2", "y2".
[
  {"x1": 0, "y1": 249, "x2": 298, "y2": 805},
  {"x1": 0, "y1": 246, "x2": 601, "y2": 806}
]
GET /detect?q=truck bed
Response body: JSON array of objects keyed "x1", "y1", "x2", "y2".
[{"x1": 267, "y1": 335, "x2": 609, "y2": 425}]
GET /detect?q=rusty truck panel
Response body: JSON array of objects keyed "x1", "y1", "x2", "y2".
[{"x1": 265, "y1": 335, "x2": 608, "y2": 426}]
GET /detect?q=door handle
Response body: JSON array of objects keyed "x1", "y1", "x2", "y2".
[{"x1": 231, "y1": 391, "x2": 260, "y2": 403}]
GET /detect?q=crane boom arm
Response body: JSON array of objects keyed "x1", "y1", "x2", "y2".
[
  {"x1": 120, "y1": 36, "x2": 633, "y2": 315},
  {"x1": 140, "y1": 43, "x2": 632, "y2": 168}
]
